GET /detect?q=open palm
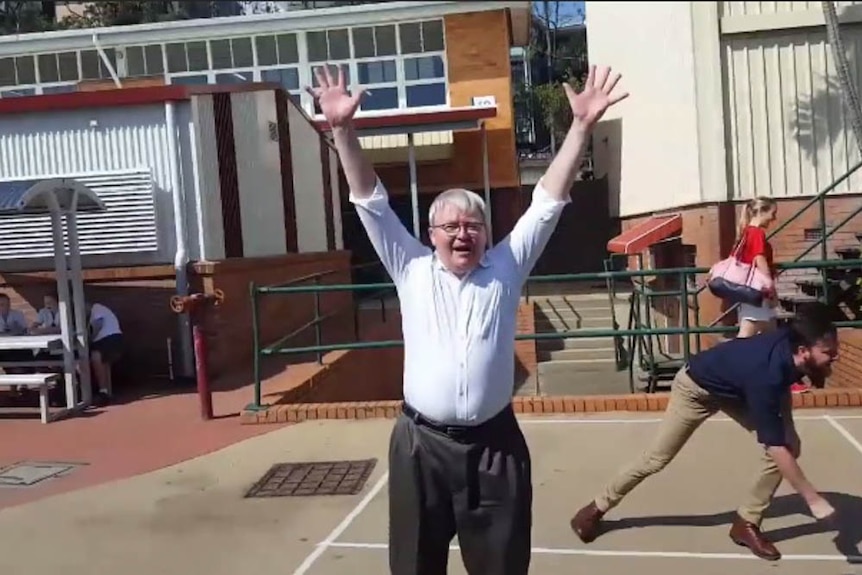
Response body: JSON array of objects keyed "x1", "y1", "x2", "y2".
[
  {"x1": 306, "y1": 65, "x2": 365, "y2": 128},
  {"x1": 564, "y1": 65, "x2": 629, "y2": 128}
]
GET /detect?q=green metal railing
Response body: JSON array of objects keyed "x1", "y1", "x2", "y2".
[
  {"x1": 701, "y1": 159, "x2": 862, "y2": 327},
  {"x1": 248, "y1": 257, "x2": 862, "y2": 410}
]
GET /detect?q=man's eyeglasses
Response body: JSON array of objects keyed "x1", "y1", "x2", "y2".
[{"x1": 431, "y1": 222, "x2": 485, "y2": 237}]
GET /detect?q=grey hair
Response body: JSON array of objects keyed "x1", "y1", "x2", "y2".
[{"x1": 428, "y1": 188, "x2": 488, "y2": 226}]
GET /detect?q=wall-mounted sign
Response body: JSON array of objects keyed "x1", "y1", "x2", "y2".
[{"x1": 471, "y1": 95, "x2": 497, "y2": 107}]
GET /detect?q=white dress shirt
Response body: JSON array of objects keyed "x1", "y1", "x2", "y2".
[{"x1": 351, "y1": 178, "x2": 569, "y2": 425}]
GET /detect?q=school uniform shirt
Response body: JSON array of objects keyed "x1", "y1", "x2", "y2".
[
  {"x1": 0, "y1": 309, "x2": 28, "y2": 334},
  {"x1": 89, "y1": 303, "x2": 122, "y2": 342},
  {"x1": 351, "y1": 177, "x2": 569, "y2": 425},
  {"x1": 36, "y1": 307, "x2": 60, "y2": 329}
]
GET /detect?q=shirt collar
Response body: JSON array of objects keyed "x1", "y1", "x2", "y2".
[{"x1": 432, "y1": 251, "x2": 492, "y2": 274}]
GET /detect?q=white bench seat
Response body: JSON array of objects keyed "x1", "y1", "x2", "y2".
[{"x1": 0, "y1": 373, "x2": 62, "y2": 423}]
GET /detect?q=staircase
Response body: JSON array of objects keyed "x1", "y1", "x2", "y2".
[{"x1": 527, "y1": 292, "x2": 632, "y2": 396}]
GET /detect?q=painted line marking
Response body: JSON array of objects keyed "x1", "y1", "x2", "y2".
[
  {"x1": 825, "y1": 415, "x2": 862, "y2": 457},
  {"x1": 292, "y1": 471, "x2": 389, "y2": 575},
  {"x1": 326, "y1": 541, "x2": 860, "y2": 562}
]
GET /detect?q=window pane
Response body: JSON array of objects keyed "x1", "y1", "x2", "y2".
[
  {"x1": 404, "y1": 56, "x2": 444, "y2": 81},
  {"x1": 256, "y1": 35, "x2": 277, "y2": 66},
  {"x1": 215, "y1": 71, "x2": 254, "y2": 84},
  {"x1": 232, "y1": 37, "x2": 253, "y2": 67},
  {"x1": 80, "y1": 50, "x2": 101, "y2": 80},
  {"x1": 352, "y1": 27, "x2": 375, "y2": 59},
  {"x1": 144, "y1": 45, "x2": 164, "y2": 75},
  {"x1": 358, "y1": 60, "x2": 395, "y2": 84},
  {"x1": 187, "y1": 42, "x2": 208, "y2": 71},
  {"x1": 16, "y1": 56, "x2": 36, "y2": 84},
  {"x1": 376, "y1": 25, "x2": 396, "y2": 56},
  {"x1": 0, "y1": 58, "x2": 13, "y2": 86},
  {"x1": 399, "y1": 22, "x2": 422, "y2": 54},
  {"x1": 277, "y1": 33, "x2": 298, "y2": 64},
  {"x1": 1, "y1": 87, "x2": 36, "y2": 98},
  {"x1": 406, "y1": 83, "x2": 446, "y2": 107},
  {"x1": 262, "y1": 67, "x2": 299, "y2": 91},
  {"x1": 166, "y1": 43, "x2": 187, "y2": 73},
  {"x1": 422, "y1": 20, "x2": 444, "y2": 52},
  {"x1": 38, "y1": 54, "x2": 59, "y2": 83},
  {"x1": 328, "y1": 29, "x2": 349, "y2": 60},
  {"x1": 361, "y1": 86, "x2": 398, "y2": 111},
  {"x1": 210, "y1": 39, "x2": 232, "y2": 69},
  {"x1": 58, "y1": 52, "x2": 79, "y2": 81},
  {"x1": 172, "y1": 74, "x2": 208, "y2": 85},
  {"x1": 99, "y1": 48, "x2": 117, "y2": 79},
  {"x1": 310, "y1": 64, "x2": 349, "y2": 86},
  {"x1": 307, "y1": 31, "x2": 328, "y2": 62},
  {"x1": 126, "y1": 46, "x2": 146, "y2": 77}
]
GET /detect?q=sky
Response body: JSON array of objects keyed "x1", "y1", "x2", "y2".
[{"x1": 534, "y1": 1, "x2": 586, "y2": 26}]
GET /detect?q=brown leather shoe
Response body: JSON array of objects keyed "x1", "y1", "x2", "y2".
[
  {"x1": 729, "y1": 515, "x2": 781, "y2": 561},
  {"x1": 570, "y1": 501, "x2": 605, "y2": 543}
]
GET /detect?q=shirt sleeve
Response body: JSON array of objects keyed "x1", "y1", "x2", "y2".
[
  {"x1": 745, "y1": 381, "x2": 788, "y2": 447},
  {"x1": 490, "y1": 179, "x2": 570, "y2": 282},
  {"x1": 740, "y1": 227, "x2": 767, "y2": 263},
  {"x1": 350, "y1": 178, "x2": 430, "y2": 286}
]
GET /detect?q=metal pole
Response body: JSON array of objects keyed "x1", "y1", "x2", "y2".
[
  {"x1": 408, "y1": 132, "x2": 420, "y2": 238},
  {"x1": 482, "y1": 121, "x2": 493, "y2": 245}
]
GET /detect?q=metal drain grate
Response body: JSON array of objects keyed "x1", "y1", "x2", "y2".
[
  {"x1": 245, "y1": 458, "x2": 377, "y2": 498},
  {"x1": 0, "y1": 461, "x2": 86, "y2": 488}
]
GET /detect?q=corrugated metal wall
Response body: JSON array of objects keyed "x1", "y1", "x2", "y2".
[
  {"x1": 0, "y1": 104, "x2": 178, "y2": 266},
  {"x1": 721, "y1": 3, "x2": 862, "y2": 199}
]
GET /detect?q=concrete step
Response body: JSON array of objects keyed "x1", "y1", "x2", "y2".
[
  {"x1": 534, "y1": 366, "x2": 632, "y2": 396},
  {"x1": 535, "y1": 315, "x2": 617, "y2": 331},
  {"x1": 534, "y1": 304, "x2": 619, "y2": 320},
  {"x1": 538, "y1": 347, "x2": 617, "y2": 362},
  {"x1": 536, "y1": 336, "x2": 621, "y2": 351},
  {"x1": 537, "y1": 358, "x2": 619, "y2": 376}
]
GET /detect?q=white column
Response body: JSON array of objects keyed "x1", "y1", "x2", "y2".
[
  {"x1": 47, "y1": 196, "x2": 77, "y2": 410},
  {"x1": 65, "y1": 197, "x2": 92, "y2": 406},
  {"x1": 482, "y1": 122, "x2": 493, "y2": 245},
  {"x1": 408, "y1": 132, "x2": 420, "y2": 238}
]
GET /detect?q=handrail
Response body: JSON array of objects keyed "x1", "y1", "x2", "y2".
[{"x1": 247, "y1": 257, "x2": 862, "y2": 410}]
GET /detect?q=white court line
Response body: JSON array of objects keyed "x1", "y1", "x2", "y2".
[
  {"x1": 327, "y1": 541, "x2": 862, "y2": 562},
  {"x1": 824, "y1": 415, "x2": 862, "y2": 456},
  {"x1": 518, "y1": 414, "x2": 862, "y2": 425},
  {"x1": 291, "y1": 471, "x2": 389, "y2": 575}
]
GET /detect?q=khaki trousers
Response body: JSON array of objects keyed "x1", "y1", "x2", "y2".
[{"x1": 594, "y1": 368, "x2": 800, "y2": 526}]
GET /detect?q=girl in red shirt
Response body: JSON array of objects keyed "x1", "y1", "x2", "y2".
[
  {"x1": 734, "y1": 198, "x2": 809, "y2": 393},
  {"x1": 735, "y1": 197, "x2": 778, "y2": 337}
]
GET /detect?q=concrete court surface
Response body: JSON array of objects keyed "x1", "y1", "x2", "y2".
[{"x1": 1, "y1": 410, "x2": 861, "y2": 575}]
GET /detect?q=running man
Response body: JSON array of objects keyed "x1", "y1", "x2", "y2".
[{"x1": 570, "y1": 302, "x2": 839, "y2": 561}]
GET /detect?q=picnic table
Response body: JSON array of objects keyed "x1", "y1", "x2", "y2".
[{"x1": 0, "y1": 334, "x2": 73, "y2": 423}]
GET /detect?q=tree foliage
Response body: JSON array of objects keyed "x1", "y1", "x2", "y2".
[
  {"x1": 0, "y1": 1, "x2": 55, "y2": 35},
  {"x1": 58, "y1": 1, "x2": 191, "y2": 29}
]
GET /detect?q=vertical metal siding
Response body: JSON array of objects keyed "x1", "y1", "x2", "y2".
[
  {"x1": 721, "y1": 2, "x2": 860, "y2": 17},
  {"x1": 0, "y1": 105, "x2": 174, "y2": 260},
  {"x1": 723, "y1": 28, "x2": 862, "y2": 199}
]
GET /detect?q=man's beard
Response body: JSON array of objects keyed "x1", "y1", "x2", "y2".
[{"x1": 802, "y1": 361, "x2": 831, "y2": 387}]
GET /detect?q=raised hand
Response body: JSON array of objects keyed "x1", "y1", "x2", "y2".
[
  {"x1": 563, "y1": 65, "x2": 629, "y2": 129},
  {"x1": 305, "y1": 64, "x2": 365, "y2": 128}
]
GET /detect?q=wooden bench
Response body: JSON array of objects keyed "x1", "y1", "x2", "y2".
[{"x1": 0, "y1": 373, "x2": 62, "y2": 423}]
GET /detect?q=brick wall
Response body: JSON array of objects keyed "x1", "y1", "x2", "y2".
[
  {"x1": 261, "y1": 299, "x2": 539, "y2": 406},
  {"x1": 830, "y1": 328, "x2": 862, "y2": 389},
  {"x1": 620, "y1": 193, "x2": 862, "y2": 351},
  {"x1": 192, "y1": 251, "x2": 356, "y2": 379}
]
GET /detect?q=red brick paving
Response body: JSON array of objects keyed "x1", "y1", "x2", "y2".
[{"x1": 0, "y1": 380, "x2": 289, "y2": 511}]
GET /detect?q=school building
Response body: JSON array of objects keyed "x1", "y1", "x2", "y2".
[{"x1": 0, "y1": 1, "x2": 535, "y2": 388}]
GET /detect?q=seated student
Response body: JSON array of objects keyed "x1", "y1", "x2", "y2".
[
  {"x1": 86, "y1": 301, "x2": 123, "y2": 406},
  {"x1": 29, "y1": 291, "x2": 61, "y2": 335},
  {"x1": 0, "y1": 292, "x2": 32, "y2": 395}
]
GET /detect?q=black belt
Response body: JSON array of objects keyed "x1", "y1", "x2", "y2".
[{"x1": 402, "y1": 402, "x2": 504, "y2": 440}]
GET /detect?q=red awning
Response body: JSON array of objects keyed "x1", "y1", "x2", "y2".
[{"x1": 607, "y1": 214, "x2": 682, "y2": 254}]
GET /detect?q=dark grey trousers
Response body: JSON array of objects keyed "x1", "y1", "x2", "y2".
[{"x1": 388, "y1": 403, "x2": 532, "y2": 575}]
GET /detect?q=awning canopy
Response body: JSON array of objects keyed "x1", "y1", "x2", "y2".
[
  {"x1": 607, "y1": 213, "x2": 682, "y2": 254},
  {"x1": 313, "y1": 105, "x2": 497, "y2": 137},
  {"x1": 0, "y1": 178, "x2": 107, "y2": 216}
]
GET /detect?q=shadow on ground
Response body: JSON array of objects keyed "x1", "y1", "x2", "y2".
[{"x1": 597, "y1": 491, "x2": 860, "y2": 562}]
